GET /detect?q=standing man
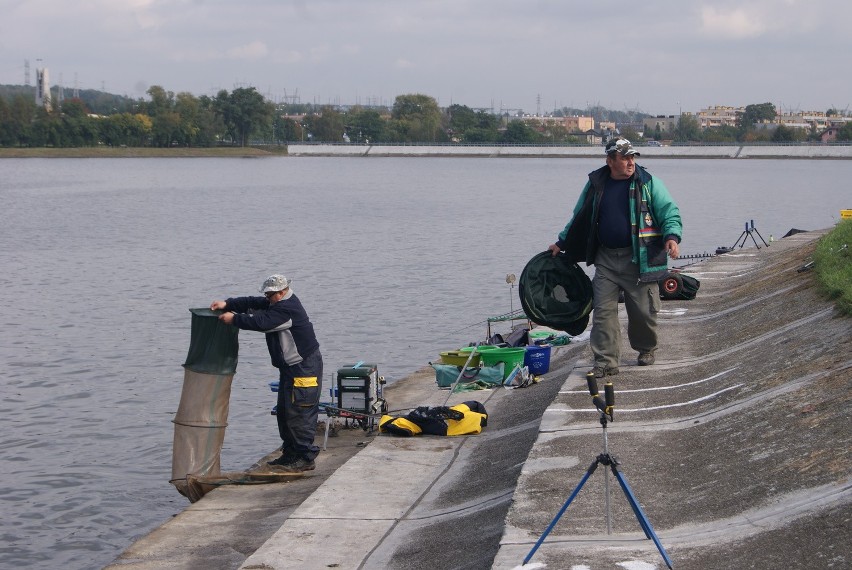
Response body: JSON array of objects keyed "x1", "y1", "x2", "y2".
[
  {"x1": 210, "y1": 274, "x2": 322, "y2": 472},
  {"x1": 548, "y1": 138, "x2": 682, "y2": 378}
]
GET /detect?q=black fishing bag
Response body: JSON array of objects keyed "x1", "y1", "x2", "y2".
[{"x1": 659, "y1": 272, "x2": 700, "y2": 301}]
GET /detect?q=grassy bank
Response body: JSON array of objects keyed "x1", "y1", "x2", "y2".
[
  {"x1": 0, "y1": 146, "x2": 288, "y2": 158},
  {"x1": 815, "y1": 219, "x2": 852, "y2": 315}
]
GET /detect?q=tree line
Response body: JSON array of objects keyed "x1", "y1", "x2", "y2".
[{"x1": 1, "y1": 85, "x2": 850, "y2": 148}]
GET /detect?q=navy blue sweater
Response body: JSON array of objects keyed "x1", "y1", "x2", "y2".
[{"x1": 225, "y1": 291, "x2": 320, "y2": 368}]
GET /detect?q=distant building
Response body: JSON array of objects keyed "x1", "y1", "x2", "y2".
[
  {"x1": 820, "y1": 126, "x2": 841, "y2": 143},
  {"x1": 642, "y1": 115, "x2": 679, "y2": 135},
  {"x1": 776, "y1": 111, "x2": 850, "y2": 131},
  {"x1": 36, "y1": 68, "x2": 51, "y2": 111},
  {"x1": 696, "y1": 106, "x2": 742, "y2": 128},
  {"x1": 697, "y1": 105, "x2": 852, "y2": 132},
  {"x1": 578, "y1": 130, "x2": 604, "y2": 145},
  {"x1": 561, "y1": 115, "x2": 595, "y2": 132},
  {"x1": 521, "y1": 115, "x2": 595, "y2": 133}
]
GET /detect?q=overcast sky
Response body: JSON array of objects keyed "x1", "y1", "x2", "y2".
[{"x1": 1, "y1": 0, "x2": 849, "y2": 116}]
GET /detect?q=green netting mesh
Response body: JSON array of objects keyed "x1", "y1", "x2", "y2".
[
  {"x1": 183, "y1": 308, "x2": 239, "y2": 375},
  {"x1": 519, "y1": 251, "x2": 593, "y2": 335}
]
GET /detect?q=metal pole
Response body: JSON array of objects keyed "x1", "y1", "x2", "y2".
[{"x1": 603, "y1": 423, "x2": 612, "y2": 534}]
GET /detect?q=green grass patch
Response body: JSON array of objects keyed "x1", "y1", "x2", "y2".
[{"x1": 814, "y1": 219, "x2": 852, "y2": 316}]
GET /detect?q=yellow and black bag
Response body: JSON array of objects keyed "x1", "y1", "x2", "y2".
[{"x1": 379, "y1": 401, "x2": 488, "y2": 437}]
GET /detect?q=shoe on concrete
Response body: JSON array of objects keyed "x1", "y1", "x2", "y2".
[
  {"x1": 638, "y1": 351, "x2": 656, "y2": 366},
  {"x1": 269, "y1": 457, "x2": 315, "y2": 473},
  {"x1": 591, "y1": 365, "x2": 619, "y2": 378},
  {"x1": 267, "y1": 453, "x2": 297, "y2": 467}
]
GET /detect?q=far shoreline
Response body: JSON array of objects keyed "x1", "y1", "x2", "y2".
[
  {"x1": 2, "y1": 143, "x2": 851, "y2": 159},
  {"x1": 0, "y1": 146, "x2": 288, "y2": 158}
]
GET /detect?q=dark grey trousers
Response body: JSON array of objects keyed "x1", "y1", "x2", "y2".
[
  {"x1": 277, "y1": 349, "x2": 323, "y2": 461},
  {"x1": 590, "y1": 246, "x2": 660, "y2": 369}
]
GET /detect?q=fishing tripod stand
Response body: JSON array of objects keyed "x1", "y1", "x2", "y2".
[
  {"x1": 522, "y1": 373, "x2": 673, "y2": 569},
  {"x1": 732, "y1": 219, "x2": 770, "y2": 250}
]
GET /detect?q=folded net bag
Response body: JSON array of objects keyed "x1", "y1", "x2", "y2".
[{"x1": 519, "y1": 251, "x2": 593, "y2": 336}]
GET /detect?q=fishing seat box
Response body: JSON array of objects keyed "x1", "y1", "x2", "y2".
[{"x1": 336, "y1": 363, "x2": 380, "y2": 414}]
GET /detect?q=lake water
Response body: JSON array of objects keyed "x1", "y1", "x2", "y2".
[{"x1": 1, "y1": 156, "x2": 849, "y2": 569}]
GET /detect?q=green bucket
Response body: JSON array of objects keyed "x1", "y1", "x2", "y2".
[
  {"x1": 529, "y1": 330, "x2": 554, "y2": 340},
  {"x1": 479, "y1": 347, "x2": 527, "y2": 379},
  {"x1": 459, "y1": 345, "x2": 501, "y2": 354}
]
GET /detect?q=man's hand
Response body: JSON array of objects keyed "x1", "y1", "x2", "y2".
[
  {"x1": 665, "y1": 239, "x2": 680, "y2": 259},
  {"x1": 548, "y1": 243, "x2": 562, "y2": 257},
  {"x1": 210, "y1": 300, "x2": 234, "y2": 323}
]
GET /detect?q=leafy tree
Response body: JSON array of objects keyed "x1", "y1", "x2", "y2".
[
  {"x1": 446, "y1": 104, "x2": 499, "y2": 142},
  {"x1": 144, "y1": 85, "x2": 175, "y2": 116},
  {"x1": 275, "y1": 117, "x2": 300, "y2": 143},
  {"x1": 0, "y1": 97, "x2": 10, "y2": 145},
  {"x1": 28, "y1": 107, "x2": 62, "y2": 146},
  {"x1": 501, "y1": 121, "x2": 540, "y2": 143},
  {"x1": 173, "y1": 92, "x2": 202, "y2": 146},
  {"x1": 2, "y1": 95, "x2": 36, "y2": 146},
  {"x1": 143, "y1": 86, "x2": 181, "y2": 147},
  {"x1": 738, "y1": 103, "x2": 776, "y2": 131},
  {"x1": 308, "y1": 106, "x2": 346, "y2": 142},
  {"x1": 673, "y1": 114, "x2": 701, "y2": 142},
  {"x1": 464, "y1": 125, "x2": 500, "y2": 143},
  {"x1": 390, "y1": 94, "x2": 443, "y2": 142},
  {"x1": 194, "y1": 95, "x2": 224, "y2": 146},
  {"x1": 447, "y1": 104, "x2": 478, "y2": 135},
  {"x1": 619, "y1": 125, "x2": 642, "y2": 142},
  {"x1": 771, "y1": 124, "x2": 806, "y2": 143},
  {"x1": 60, "y1": 114, "x2": 99, "y2": 147},
  {"x1": 131, "y1": 114, "x2": 154, "y2": 145},
  {"x1": 345, "y1": 107, "x2": 385, "y2": 143},
  {"x1": 834, "y1": 121, "x2": 852, "y2": 141},
  {"x1": 151, "y1": 111, "x2": 182, "y2": 147},
  {"x1": 213, "y1": 87, "x2": 273, "y2": 146},
  {"x1": 740, "y1": 129, "x2": 771, "y2": 143},
  {"x1": 99, "y1": 113, "x2": 152, "y2": 147},
  {"x1": 61, "y1": 99, "x2": 89, "y2": 119},
  {"x1": 702, "y1": 125, "x2": 739, "y2": 143},
  {"x1": 99, "y1": 113, "x2": 127, "y2": 146},
  {"x1": 471, "y1": 111, "x2": 499, "y2": 141}
]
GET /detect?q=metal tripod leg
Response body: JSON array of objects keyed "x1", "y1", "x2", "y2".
[
  {"x1": 522, "y1": 458, "x2": 600, "y2": 564},
  {"x1": 752, "y1": 228, "x2": 770, "y2": 247},
  {"x1": 522, "y1": 454, "x2": 673, "y2": 569},
  {"x1": 610, "y1": 464, "x2": 674, "y2": 570}
]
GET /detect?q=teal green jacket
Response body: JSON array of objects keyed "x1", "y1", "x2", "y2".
[{"x1": 555, "y1": 164, "x2": 682, "y2": 282}]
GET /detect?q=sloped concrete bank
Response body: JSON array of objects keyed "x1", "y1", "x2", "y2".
[
  {"x1": 108, "y1": 228, "x2": 850, "y2": 570},
  {"x1": 493, "y1": 228, "x2": 851, "y2": 569}
]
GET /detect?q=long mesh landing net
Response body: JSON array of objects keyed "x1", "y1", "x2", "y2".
[{"x1": 170, "y1": 308, "x2": 239, "y2": 500}]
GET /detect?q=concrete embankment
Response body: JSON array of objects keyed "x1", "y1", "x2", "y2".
[
  {"x1": 109, "y1": 228, "x2": 850, "y2": 570},
  {"x1": 286, "y1": 143, "x2": 852, "y2": 159}
]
